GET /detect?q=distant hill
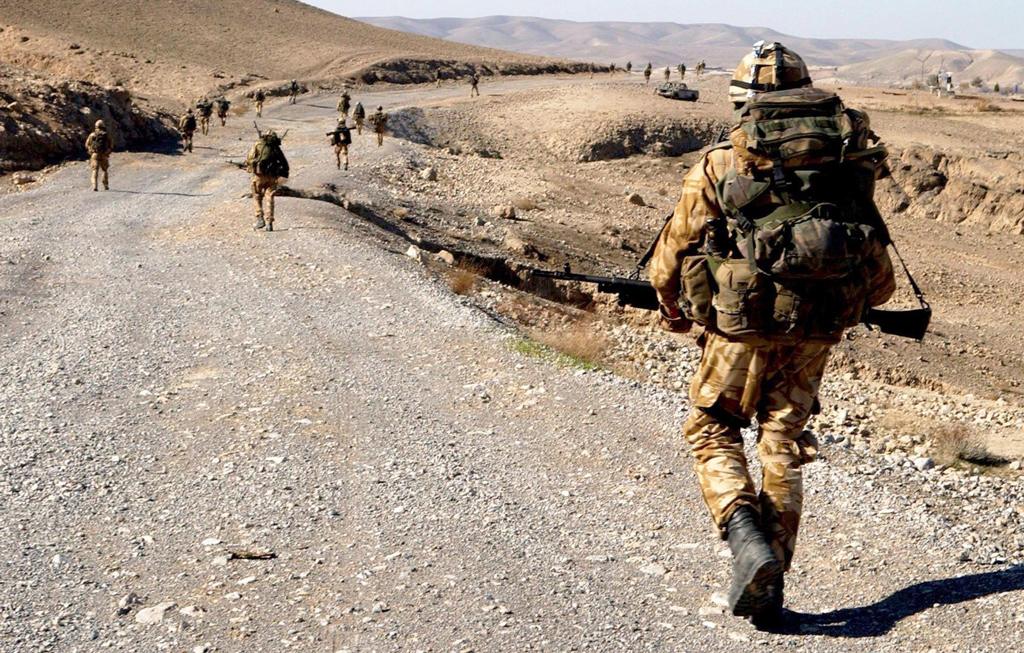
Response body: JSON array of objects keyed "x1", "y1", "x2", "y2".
[
  {"x1": 837, "y1": 49, "x2": 1024, "y2": 88},
  {"x1": 359, "y1": 16, "x2": 966, "y2": 69}
]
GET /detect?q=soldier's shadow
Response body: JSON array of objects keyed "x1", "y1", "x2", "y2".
[{"x1": 781, "y1": 565, "x2": 1024, "y2": 637}]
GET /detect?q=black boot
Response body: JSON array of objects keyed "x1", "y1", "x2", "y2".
[{"x1": 726, "y1": 506, "x2": 783, "y2": 618}]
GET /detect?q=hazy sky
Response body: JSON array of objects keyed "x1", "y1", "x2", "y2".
[{"x1": 309, "y1": 0, "x2": 1023, "y2": 49}]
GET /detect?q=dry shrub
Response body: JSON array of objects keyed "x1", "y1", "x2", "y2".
[
  {"x1": 531, "y1": 321, "x2": 610, "y2": 369},
  {"x1": 931, "y1": 423, "x2": 1008, "y2": 468},
  {"x1": 447, "y1": 267, "x2": 478, "y2": 295},
  {"x1": 512, "y1": 197, "x2": 542, "y2": 212},
  {"x1": 974, "y1": 99, "x2": 1003, "y2": 112},
  {"x1": 393, "y1": 207, "x2": 411, "y2": 219}
]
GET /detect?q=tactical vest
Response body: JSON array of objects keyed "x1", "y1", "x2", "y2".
[{"x1": 682, "y1": 88, "x2": 890, "y2": 343}]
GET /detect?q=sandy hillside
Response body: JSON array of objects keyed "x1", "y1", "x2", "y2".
[
  {"x1": 0, "y1": 0, "x2": 579, "y2": 107},
  {"x1": 839, "y1": 49, "x2": 1024, "y2": 88}
]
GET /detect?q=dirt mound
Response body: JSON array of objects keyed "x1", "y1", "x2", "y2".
[{"x1": 0, "y1": 65, "x2": 176, "y2": 172}]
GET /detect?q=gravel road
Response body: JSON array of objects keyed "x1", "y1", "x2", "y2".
[{"x1": 1, "y1": 81, "x2": 1022, "y2": 652}]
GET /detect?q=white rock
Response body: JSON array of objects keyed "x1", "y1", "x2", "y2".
[
  {"x1": 913, "y1": 457, "x2": 935, "y2": 472},
  {"x1": 420, "y1": 167, "x2": 437, "y2": 181},
  {"x1": 638, "y1": 562, "x2": 668, "y2": 576},
  {"x1": 201, "y1": 537, "x2": 221, "y2": 546},
  {"x1": 135, "y1": 601, "x2": 176, "y2": 625}
]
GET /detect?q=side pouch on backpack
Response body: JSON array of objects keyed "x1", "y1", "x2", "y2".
[
  {"x1": 681, "y1": 255, "x2": 715, "y2": 325},
  {"x1": 711, "y1": 259, "x2": 768, "y2": 335}
]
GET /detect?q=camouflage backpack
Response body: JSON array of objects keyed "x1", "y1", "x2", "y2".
[
  {"x1": 248, "y1": 132, "x2": 289, "y2": 178},
  {"x1": 684, "y1": 87, "x2": 890, "y2": 341}
]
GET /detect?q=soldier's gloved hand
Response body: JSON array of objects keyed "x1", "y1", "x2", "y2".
[{"x1": 659, "y1": 303, "x2": 691, "y2": 333}]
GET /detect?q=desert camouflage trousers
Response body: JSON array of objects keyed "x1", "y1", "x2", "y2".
[
  {"x1": 684, "y1": 332, "x2": 829, "y2": 570},
  {"x1": 251, "y1": 174, "x2": 279, "y2": 224},
  {"x1": 89, "y1": 153, "x2": 109, "y2": 190}
]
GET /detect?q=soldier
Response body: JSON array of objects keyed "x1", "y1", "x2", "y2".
[
  {"x1": 626, "y1": 61, "x2": 633, "y2": 74},
  {"x1": 368, "y1": 106, "x2": 388, "y2": 147},
  {"x1": 289, "y1": 79, "x2": 299, "y2": 104},
  {"x1": 649, "y1": 42, "x2": 896, "y2": 628},
  {"x1": 469, "y1": 74, "x2": 480, "y2": 97},
  {"x1": 644, "y1": 62, "x2": 652, "y2": 84},
  {"x1": 337, "y1": 90, "x2": 351, "y2": 118},
  {"x1": 84, "y1": 119, "x2": 113, "y2": 191},
  {"x1": 678, "y1": 63, "x2": 687, "y2": 80},
  {"x1": 696, "y1": 59, "x2": 706, "y2": 77},
  {"x1": 327, "y1": 118, "x2": 352, "y2": 170},
  {"x1": 664, "y1": 66, "x2": 671, "y2": 82},
  {"x1": 254, "y1": 88, "x2": 266, "y2": 117},
  {"x1": 196, "y1": 98, "x2": 213, "y2": 135},
  {"x1": 590, "y1": 63, "x2": 595, "y2": 79},
  {"x1": 245, "y1": 127, "x2": 289, "y2": 232},
  {"x1": 178, "y1": 108, "x2": 197, "y2": 153},
  {"x1": 352, "y1": 102, "x2": 366, "y2": 135},
  {"x1": 609, "y1": 62, "x2": 617, "y2": 75},
  {"x1": 216, "y1": 98, "x2": 231, "y2": 127},
  {"x1": 435, "y1": 71, "x2": 442, "y2": 88}
]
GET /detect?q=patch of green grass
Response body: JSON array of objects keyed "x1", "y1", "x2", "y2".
[{"x1": 508, "y1": 336, "x2": 603, "y2": 371}]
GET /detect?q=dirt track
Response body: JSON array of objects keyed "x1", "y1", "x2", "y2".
[{"x1": 2, "y1": 77, "x2": 1023, "y2": 652}]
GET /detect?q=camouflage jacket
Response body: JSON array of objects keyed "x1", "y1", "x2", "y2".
[{"x1": 85, "y1": 129, "x2": 113, "y2": 155}]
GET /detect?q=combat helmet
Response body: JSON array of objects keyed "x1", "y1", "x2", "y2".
[
  {"x1": 729, "y1": 41, "x2": 811, "y2": 104},
  {"x1": 95, "y1": 119, "x2": 106, "y2": 129}
]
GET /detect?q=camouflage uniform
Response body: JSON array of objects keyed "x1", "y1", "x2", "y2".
[
  {"x1": 254, "y1": 90, "x2": 265, "y2": 117},
  {"x1": 289, "y1": 80, "x2": 299, "y2": 104},
  {"x1": 469, "y1": 75, "x2": 480, "y2": 97},
  {"x1": 353, "y1": 103, "x2": 366, "y2": 135},
  {"x1": 250, "y1": 174, "x2": 279, "y2": 229},
  {"x1": 196, "y1": 100, "x2": 213, "y2": 135},
  {"x1": 369, "y1": 108, "x2": 388, "y2": 147},
  {"x1": 178, "y1": 110, "x2": 197, "y2": 153},
  {"x1": 216, "y1": 99, "x2": 230, "y2": 127},
  {"x1": 650, "y1": 117, "x2": 895, "y2": 572},
  {"x1": 664, "y1": 66, "x2": 671, "y2": 82},
  {"x1": 678, "y1": 63, "x2": 686, "y2": 80},
  {"x1": 329, "y1": 121, "x2": 351, "y2": 170},
  {"x1": 85, "y1": 121, "x2": 113, "y2": 191},
  {"x1": 644, "y1": 63, "x2": 652, "y2": 84},
  {"x1": 337, "y1": 92, "x2": 351, "y2": 117}
]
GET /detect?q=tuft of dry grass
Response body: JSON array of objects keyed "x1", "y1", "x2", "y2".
[
  {"x1": 931, "y1": 423, "x2": 1009, "y2": 468},
  {"x1": 447, "y1": 267, "x2": 478, "y2": 295},
  {"x1": 530, "y1": 320, "x2": 610, "y2": 369},
  {"x1": 974, "y1": 99, "x2": 1003, "y2": 113}
]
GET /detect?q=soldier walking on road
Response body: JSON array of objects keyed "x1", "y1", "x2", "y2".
[
  {"x1": 178, "y1": 108, "x2": 197, "y2": 153},
  {"x1": 245, "y1": 127, "x2": 289, "y2": 232},
  {"x1": 328, "y1": 118, "x2": 352, "y2": 170},
  {"x1": 649, "y1": 41, "x2": 896, "y2": 629},
  {"x1": 216, "y1": 98, "x2": 231, "y2": 127},
  {"x1": 664, "y1": 66, "x2": 671, "y2": 82},
  {"x1": 289, "y1": 79, "x2": 300, "y2": 104},
  {"x1": 696, "y1": 59, "x2": 706, "y2": 77},
  {"x1": 626, "y1": 61, "x2": 633, "y2": 74},
  {"x1": 337, "y1": 90, "x2": 351, "y2": 118},
  {"x1": 368, "y1": 106, "x2": 388, "y2": 147},
  {"x1": 469, "y1": 74, "x2": 480, "y2": 97},
  {"x1": 644, "y1": 62, "x2": 653, "y2": 84},
  {"x1": 678, "y1": 63, "x2": 687, "y2": 80},
  {"x1": 353, "y1": 102, "x2": 366, "y2": 135},
  {"x1": 610, "y1": 63, "x2": 617, "y2": 75},
  {"x1": 196, "y1": 98, "x2": 213, "y2": 135},
  {"x1": 85, "y1": 119, "x2": 113, "y2": 191},
  {"x1": 254, "y1": 88, "x2": 266, "y2": 117}
]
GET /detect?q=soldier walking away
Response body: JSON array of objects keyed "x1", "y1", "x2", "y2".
[
  {"x1": 644, "y1": 62, "x2": 652, "y2": 84},
  {"x1": 589, "y1": 63, "x2": 595, "y2": 79},
  {"x1": 327, "y1": 118, "x2": 352, "y2": 170},
  {"x1": 649, "y1": 41, "x2": 896, "y2": 629},
  {"x1": 216, "y1": 98, "x2": 231, "y2": 127},
  {"x1": 609, "y1": 62, "x2": 617, "y2": 75},
  {"x1": 678, "y1": 63, "x2": 687, "y2": 80},
  {"x1": 85, "y1": 119, "x2": 113, "y2": 191},
  {"x1": 178, "y1": 108, "x2": 197, "y2": 153},
  {"x1": 337, "y1": 90, "x2": 351, "y2": 118},
  {"x1": 245, "y1": 126, "x2": 290, "y2": 232},
  {"x1": 664, "y1": 66, "x2": 671, "y2": 82},
  {"x1": 352, "y1": 102, "x2": 366, "y2": 135},
  {"x1": 289, "y1": 79, "x2": 300, "y2": 104},
  {"x1": 626, "y1": 61, "x2": 633, "y2": 74},
  {"x1": 368, "y1": 106, "x2": 388, "y2": 147},
  {"x1": 696, "y1": 59, "x2": 707, "y2": 78},
  {"x1": 196, "y1": 98, "x2": 213, "y2": 135},
  {"x1": 254, "y1": 88, "x2": 266, "y2": 117},
  {"x1": 469, "y1": 74, "x2": 480, "y2": 97}
]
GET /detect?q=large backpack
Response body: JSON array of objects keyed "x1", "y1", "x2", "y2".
[
  {"x1": 180, "y1": 114, "x2": 197, "y2": 132},
  {"x1": 331, "y1": 127, "x2": 351, "y2": 146},
  {"x1": 248, "y1": 133, "x2": 289, "y2": 178},
  {"x1": 685, "y1": 87, "x2": 890, "y2": 341}
]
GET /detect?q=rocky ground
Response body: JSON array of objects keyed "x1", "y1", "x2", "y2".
[{"x1": 2, "y1": 76, "x2": 1023, "y2": 653}]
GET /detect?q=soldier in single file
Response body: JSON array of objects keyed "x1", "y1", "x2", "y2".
[
  {"x1": 664, "y1": 66, "x2": 671, "y2": 82},
  {"x1": 337, "y1": 90, "x2": 351, "y2": 118},
  {"x1": 253, "y1": 88, "x2": 266, "y2": 117},
  {"x1": 196, "y1": 98, "x2": 213, "y2": 135},
  {"x1": 327, "y1": 118, "x2": 352, "y2": 170},
  {"x1": 469, "y1": 74, "x2": 480, "y2": 97},
  {"x1": 289, "y1": 79, "x2": 299, "y2": 104},
  {"x1": 644, "y1": 62, "x2": 653, "y2": 84},
  {"x1": 178, "y1": 108, "x2": 197, "y2": 153},
  {"x1": 352, "y1": 102, "x2": 366, "y2": 135},
  {"x1": 368, "y1": 106, "x2": 388, "y2": 147},
  {"x1": 678, "y1": 63, "x2": 687, "y2": 80},
  {"x1": 85, "y1": 119, "x2": 114, "y2": 191},
  {"x1": 216, "y1": 98, "x2": 231, "y2": 127},
  {"x1": 245, "y1": 127, "x2": 289, "y2": 232}
]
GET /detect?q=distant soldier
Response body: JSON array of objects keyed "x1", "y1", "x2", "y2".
[
  {"x1": 178, "y1": 108, "x2": 197, "y2": 153},
  {"x1": 254, "y1": 88, "x2": 266, "y2": 117},
  {"x1": 368, "y1": 106, "x2": 388, "y2": 147},
  {"x1": 353, "y1": 102, "x2": 366, "y2": 135},
  {"x1": 85, "y1": 119, "x2": 113, "y2": 191},
  {"x1": 626, "y1": 61, "x2": 633, "y2": 74},
  {"x1": 196, "y1": 98, "x2": 213, "y2": 135},
  {"x1": 678, "y1": 63, "x2": 686, "y2": 80},
  {"x1": 289, "y1": 79, "x2": 299, "y2": 104},
  {"x1": 245, "y1": 127, "x2": 289, "y2": 232},
  {"x1": 644, "y1": 62, "x2": 652, "y2": 84},
  {"x1": 664, "y1": 66, "x2": 671, "y2": 82},
  {"x1": 216, "y1": 98, "x2": 231, "y2": 127},
  {"x1": 609, "y1": 63, "x2": 617, "y2": 75},
  {"x1": 435, "y1": 72, "x2": 442, "y2": 88},
  {"x1": 696, "y1": 59, "x2": 706, "y2": 77},
  {"x1": 469, "y1": 74, "x2": 480, "y2": 97},
  {"x1": 589, "y1": 63, "x2": 595, "y2": 79},
  {"x1": 337, "y1": 90, "x2": 351, "y2": 117},
  {"x1": 327, "y1": 118, "x2": 353, "y2": 170}
]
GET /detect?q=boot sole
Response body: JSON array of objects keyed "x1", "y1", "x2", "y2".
[{"x1": 730, "y1": 557, "x2": 783, "y2": 618}]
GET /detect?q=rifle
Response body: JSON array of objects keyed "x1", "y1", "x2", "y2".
[{"x1": 528, "y1": 262, "x2": 931, "y2": 342}]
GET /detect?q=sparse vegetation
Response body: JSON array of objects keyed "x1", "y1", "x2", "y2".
[
  {"x1": 512, "y1": 197, "x2": 543, "y2": 212},
  {"x1": 509, "y1": 321, "x2": 610, "y2": 371},
  {"x1": 447, "y1": 267, "x2": 478, "y2": 295},
  {"x1": 931, "y1": 423, "x2": 1010, "y2": 468},
  {"x1": 975, "y1": 99, "x2": 1003, "y2": 112}
]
